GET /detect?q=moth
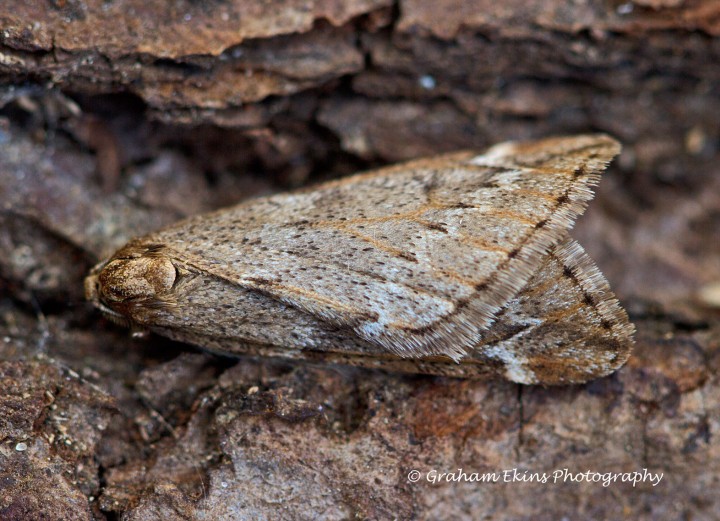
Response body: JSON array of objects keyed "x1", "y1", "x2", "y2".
[{"x1": 85, "y1": 134, "x2": 634, "y2": 384}]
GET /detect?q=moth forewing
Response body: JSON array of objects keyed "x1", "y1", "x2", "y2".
[{"x1": 86, "y1": 134, "x2": 634, "y2": 384}]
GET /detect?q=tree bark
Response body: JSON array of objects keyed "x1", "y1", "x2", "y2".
[{"x1": 1, "y1": 1, "x2": 718, "y2": 519}]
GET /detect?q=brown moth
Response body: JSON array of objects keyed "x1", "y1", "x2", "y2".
[{"x1": 85, "y1": 134, "x2": 634, "y2": 384}]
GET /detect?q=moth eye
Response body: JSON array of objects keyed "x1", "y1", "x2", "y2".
[{"x1": 97, "y1": 255, "x2": 176, "y2": 303}]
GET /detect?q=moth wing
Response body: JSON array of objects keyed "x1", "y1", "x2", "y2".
[
  {"x1": 470, "y1": 237, "x2": 635, "y2": 384},
  {"x1": 152, "y1": 135, "x2": 621, "y2": 360},
  {"x1": 132, "y1": 239, "x2": 633, "y2": 385}
]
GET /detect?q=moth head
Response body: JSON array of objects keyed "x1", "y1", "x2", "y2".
[{"x1": 85, "y1": 244, "x2": 177, "y2": 326}]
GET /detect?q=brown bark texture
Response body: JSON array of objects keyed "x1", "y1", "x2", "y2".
[{"x1": 1, "y1": 1, "x2": 719, "y2": 520}]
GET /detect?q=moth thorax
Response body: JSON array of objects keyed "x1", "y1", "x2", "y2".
[{"x1": 98, "y1": 256, "x2": 176, "y2": 303}]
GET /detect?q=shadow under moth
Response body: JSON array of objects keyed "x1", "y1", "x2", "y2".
[{"x1": 86, "y1": 134, "x2": 635, "y2": 384}]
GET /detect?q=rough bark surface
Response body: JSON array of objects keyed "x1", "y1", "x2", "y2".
[{"x1": 1, "y1": 1, "x2": 719, "y2": 520}]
